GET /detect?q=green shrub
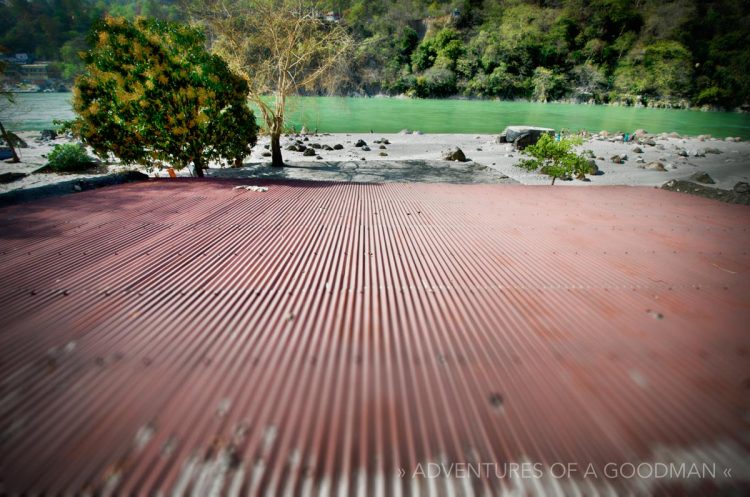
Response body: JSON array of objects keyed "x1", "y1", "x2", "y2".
[
  {"x1": 47, "y1": 143, "x2": 95, "y2": 173},
  {"x1": 69, "y1": 17, "x2": 258, "y2": 177},
  {"x1": 516, "y1": 134, "x2": 591, "y2": 185}
]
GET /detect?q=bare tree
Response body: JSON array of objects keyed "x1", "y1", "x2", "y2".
[{"x1": 190, "y1": 0, "x2": 353, "y2": 167}]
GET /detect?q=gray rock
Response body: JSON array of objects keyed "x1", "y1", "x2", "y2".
[
  {"x1": 611, "y1": 154, "x2": 625, "y2": 164},
  {"x1": 733, "y1": 182, "x2": 750, "y2": 194},
  {"x1": 310, "y1": 143, "x2": 322, "y2": 149},
  {"x1": 586, "y1": 159, "x2": 600, "y2": 175},
  {"x1": 379, "y1": 145, "x2": 387, "y2": 149},
  {"x1": 644, "y1": 138, "x2": 657, "y2": 146},
  {"x1": 501, "y1": 125, "x2": 554, "y2": 150},
  {"x1": 399, "y1": 129, "x2": 412, "y2": 135},
  {"x1": 677, "y1": 149, "x2": 689, "y2": 157},
  {"x1": 704, "y1": 147, "x2": 721, "y2": 154},
  {"x1": 632, "y1": 146, "x2": 643, "y2": 154},
  {"x1": 689, "y1": 171, "x2": 715, "y2": 184},
  {"x1": 333, "y1": 144, "x2": 344, "y2": 150},
  {"x1": 442, "y1": 147, "x2": 467, "y2": 162},
  {"x1": 262, "y1": 151, "x2": 272, "y2": 157},
  {"x1": 361, "y1": 146, "x2": 371, "y2": 151},
  {"x1": 646, "y1": 161, "x2": 666, "y2": 171},
  {"x1": 322, "y1": 144, "x2": 333, "y2": 151},
  {"x1": 354, "y1": 139, "x2": 367, "y2": 147},
  {"x1": 379, "y1": 152, "x2": 388, "y2": 157},
  {"x1": 303, "y1": 148, "x2": 316, "y2": 156},
  {"x1": 39, "y1": 129, "x2": 57, "y2": 141}
]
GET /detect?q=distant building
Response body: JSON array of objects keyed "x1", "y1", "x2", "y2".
[{"x1": 21, "y1": 63, "x2": 49, "y2": 83}]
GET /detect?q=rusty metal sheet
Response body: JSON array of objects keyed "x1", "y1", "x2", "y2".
[{"x1": 0, "y1": 179, "x2": 748, "y2": 496}]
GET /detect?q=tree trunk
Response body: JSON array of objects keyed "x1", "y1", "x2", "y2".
[
  {"x1": 193, "y1": 156, "x2": 205, "y2": 178},
  {"x1": 0, "y1": 120, "x2": 20, "y2": 163},
  {"x1": 271, "y1": 132, "x2": 284, "y2": 167}
]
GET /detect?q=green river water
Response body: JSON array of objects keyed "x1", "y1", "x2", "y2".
[{"x1": 2, "y1": 93, "x2": 749, "y2": 138}]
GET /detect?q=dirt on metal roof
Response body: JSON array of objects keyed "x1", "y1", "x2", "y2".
[{"x1": 0, "y1": 179, "x2": 748, "y2": 496}]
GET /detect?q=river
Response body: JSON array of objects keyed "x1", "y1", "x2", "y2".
[{"x1": 2, "y1": 93, "x2": 749, "y2": 138}]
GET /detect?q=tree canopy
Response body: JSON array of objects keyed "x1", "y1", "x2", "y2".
[
  {"x1": 69, "y1": 16, "x2": 258, "y2": 176},
  {"x1": 1, "y1": 0, "x2": 749, "y2": 108},
  {"x1": 190, "y1": 0, "x2": 353, "y2": 167}
]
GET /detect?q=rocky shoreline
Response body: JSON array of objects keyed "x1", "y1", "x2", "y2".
[{"x1": 1, "y1": 129, "x2": 748, "y2": 205}]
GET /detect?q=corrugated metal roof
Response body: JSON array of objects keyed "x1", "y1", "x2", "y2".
[{"x1": 0, "y1": 179, "x2": 748, "y2": 496}]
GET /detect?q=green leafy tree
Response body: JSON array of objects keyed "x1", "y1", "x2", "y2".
[
  {"x1": 516, "y1": 134, "x2": 591, "y2": 185},
  {"x1": 69, "y1": 16, "x2": 257, "y2": 177},
  {"x1": 614, "y1": 41, "x2": 692, "y2": 99},
  {"x1": 531, "y1": 67, "x2": 569, "y2": 102}
]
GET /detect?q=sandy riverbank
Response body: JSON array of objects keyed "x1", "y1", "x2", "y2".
[{"x1": 2, "y1": 130, "x2": 749, "y2": 195}]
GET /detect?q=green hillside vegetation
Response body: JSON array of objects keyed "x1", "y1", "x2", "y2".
[{"x1": 1, "y1": 0, "x2": 748, "y2": 109}]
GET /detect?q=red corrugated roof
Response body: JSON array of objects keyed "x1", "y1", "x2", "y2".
[{"x1": 0, "y1": 179, "x2": 748, "y2": 496}]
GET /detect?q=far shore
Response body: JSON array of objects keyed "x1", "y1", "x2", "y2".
[{"x1": 1, "y1": 130, "x2": 748, "y2": 200}]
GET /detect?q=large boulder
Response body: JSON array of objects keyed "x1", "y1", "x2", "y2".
[{"x1": 499, "y1": 126, "x2": 554, "y2": 150}]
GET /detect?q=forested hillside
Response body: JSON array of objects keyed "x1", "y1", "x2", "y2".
[{"x1": 1, "y1": 0, "x2": 748, "y2": 108}]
